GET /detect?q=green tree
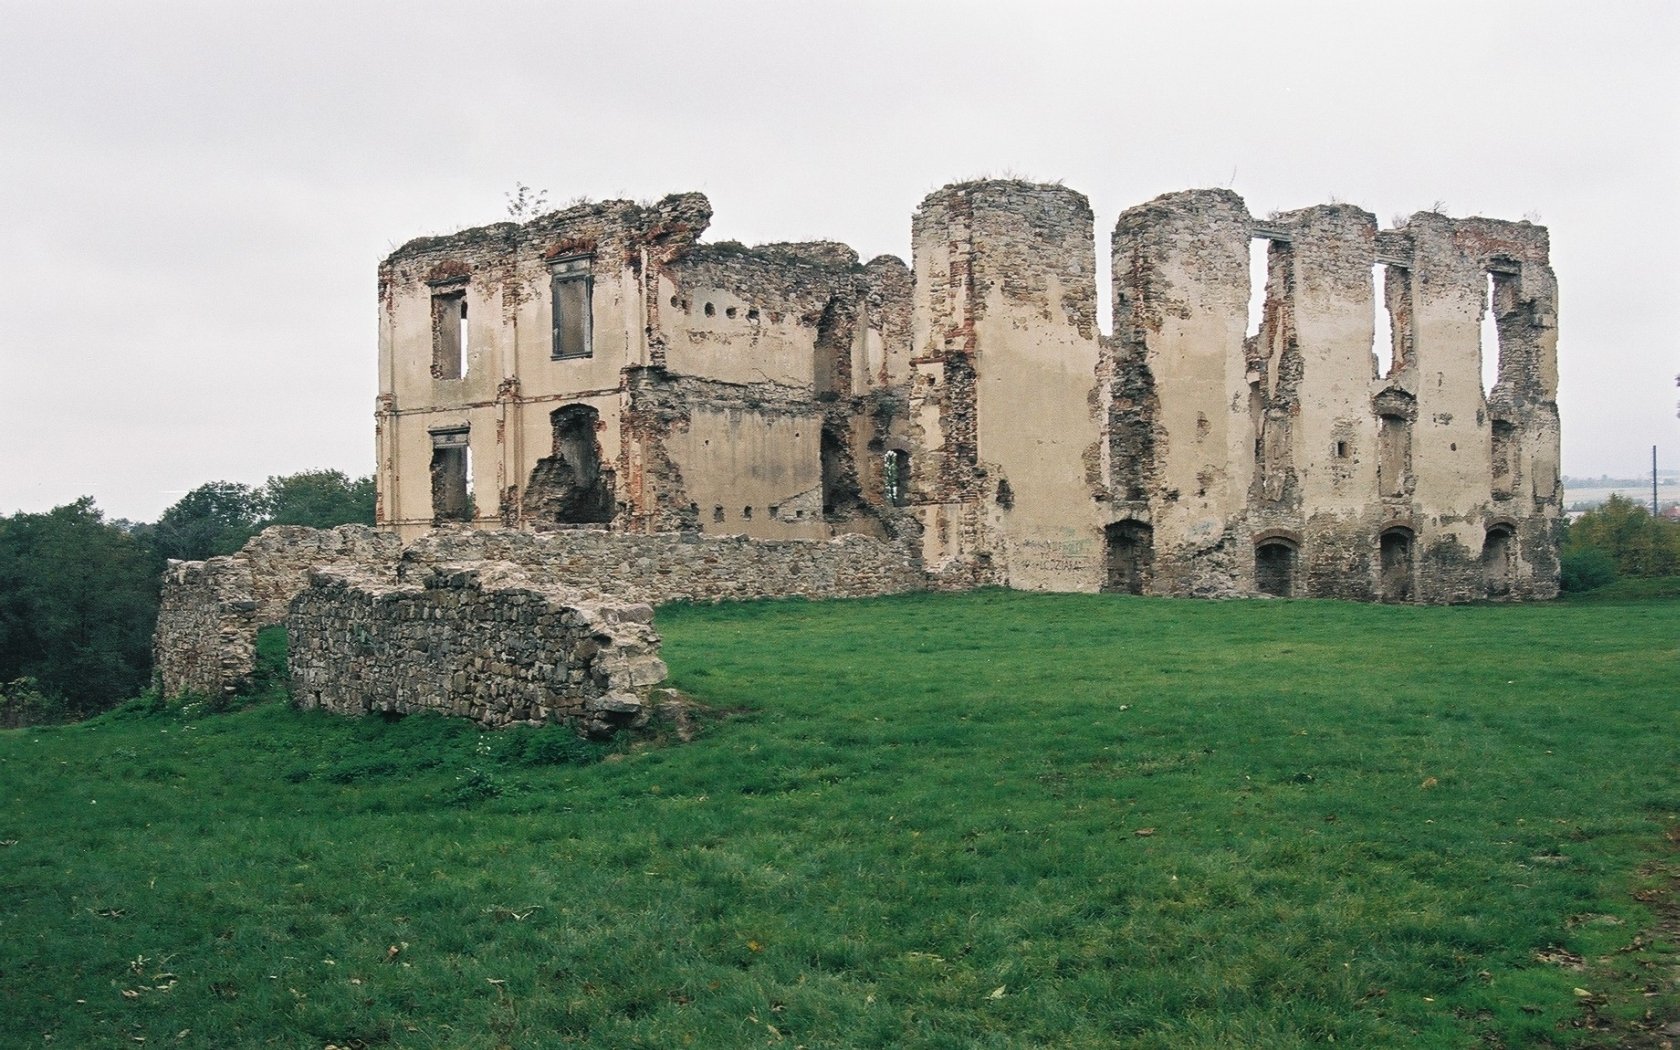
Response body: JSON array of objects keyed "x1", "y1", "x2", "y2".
[
  {"x1": 0, "y1": 499, "x2": 159, "y2": 715},
  {"x1": 1566, "y1": 494, "x2": 1680, "y2": 578},
  {"x1": 151, "y1": 480, "x2": 265, "y2": 561},
  {"x1": 260, "y1": 470, "x2": 375, "y2": 529}
]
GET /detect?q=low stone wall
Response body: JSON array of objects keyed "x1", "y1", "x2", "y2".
[
  {"x1": 405, "y1": 527, "x2": 926, "y2": 604},
  {"x1": 153, "y1": 523, "x2": 925, "y2": 714},
  {"x1": 288, "y1": 564, "x2": 667, "y2": 732}
]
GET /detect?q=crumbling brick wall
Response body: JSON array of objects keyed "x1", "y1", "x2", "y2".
[{"x1": 287, "y1": 564, "x2": 665, "y2": 733}]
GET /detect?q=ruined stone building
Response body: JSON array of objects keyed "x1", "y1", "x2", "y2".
[
  {"x1": 152, "y1": 179, "x2": 1562, "y2": 726},
  {"x1": 375, "y1": 179, "x2": 1562, "y2": 603}
]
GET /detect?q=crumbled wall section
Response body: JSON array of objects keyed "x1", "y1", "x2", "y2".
[
  {"x1": 153, "y1": 556, "x2": 258, "y2": 699},
  {"x1": 1110, "y1": 189, "x2": 1254, "y2": 597},
  {"x1": 288, "y1": 564, "x2": 665, "y2": 733},
  {"x1": 910, "y1": 180, "x2": 1103, "y2": 591},
  {"x1": 153, "y1": 523, "x2": 925, "y2": 713},
  {"x1": 153, "y1": 526, "x2": 403, "y2": 697},
  {"x1": 1107, "y1": 190, "x2": 1560, "y2": 601}
]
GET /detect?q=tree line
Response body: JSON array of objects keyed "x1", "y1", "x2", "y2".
[
  {"x1": 0, "y1": 471, "x2": 373, "y2": 723},
  {"x1": 2, "y1": 479, "x2": 1675, "y2": 724}
]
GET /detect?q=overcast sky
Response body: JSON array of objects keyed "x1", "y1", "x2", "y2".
[{"x1": 3, "y1": 0, "x2": 1676, "y2": 522}]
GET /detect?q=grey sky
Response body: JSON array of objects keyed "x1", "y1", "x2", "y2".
[{"x1": 3, "y1": 0, "x2": 1675, "y2": 522}]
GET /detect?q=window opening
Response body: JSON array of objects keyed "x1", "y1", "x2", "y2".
[
  {"x1": 550, "y1": 256, "x2": 593, "y2": 359},
  {"x1": 1245, "y1": 236, "x2": 1269, "y2": 341},
  {"x1": 1479, "y1": 272, "x2": 1499, "y2": 399},
  {"x1": 1255, "y1": 540, "x2": 1297, "y2": 597},
  {"x1": 884, "y1": 449, "x2": 910, "y2": 507},
  {"x1": 432, "y1": 290, "x2": 466, "y2": 380},
  {"x1": 1103, "y1": 521, "x2": 1154, "y2": 595},
  {"x1": 429, "y1": 427, "x2": 471, "y2": 523},
  {"x1": 1372, "y1": 265, "x2": 1393, "y2": 377},
  {"x1": 1491, "y1": 420, "x2": 1516, "y2": 499},
  {"x1": 1378, "y1": 415, "x2": 1409, "y2": 497}
]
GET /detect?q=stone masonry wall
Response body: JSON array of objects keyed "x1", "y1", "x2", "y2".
[
  {"x1": 154, "y1": 556, "x2": 258, "y2": 700},
  {"x1": 405, "y1": 527, "x2": 925, "y2": 605},
  {"x1": 153, "y1": 526, "x2": 403, "y2": 698},
  {"x1": 154, "y1": 523, "x2": 925, "y2": 705},
  {"x1": 288, "y1": 564, "x2": 665, "y2": 733}
]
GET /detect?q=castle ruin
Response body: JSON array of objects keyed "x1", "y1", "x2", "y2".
[
  {"x1": 153, "y1": 178, "x2": 1562, "y2": 729},
  {"x1": 377, "y1": 180, "x2": 1561, "y2": 603}
]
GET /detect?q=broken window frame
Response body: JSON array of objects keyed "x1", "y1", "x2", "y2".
[{"x1": 549, "y1": 255, "x2": 594, "y2": 360}]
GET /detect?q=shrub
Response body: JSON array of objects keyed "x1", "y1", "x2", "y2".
[
  {"x1": 0, "y1": 677, "x2": 65, "y2": 728},
  {"x1": 1560, "y1": 547, "x2": 1618, "y2": 592}
]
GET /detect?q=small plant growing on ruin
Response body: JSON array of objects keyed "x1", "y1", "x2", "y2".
[{"x1": 504, "y1": 182, "x2": 549, "y2": 221}]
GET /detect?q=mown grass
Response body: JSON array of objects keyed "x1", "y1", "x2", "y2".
[{"x1": 1, "y1": 590, "x2": 1676, "y2": 1048}]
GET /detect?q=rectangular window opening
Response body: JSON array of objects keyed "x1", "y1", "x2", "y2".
[
  {"x1": 551, "y1": 256, "x2": 593, "y2": 359},
  {"x1": 1244, "y1": 236, "x2": 1270, "y2": 341},
  {"x1": 1480, "y1": 272, "x2": 1499, "y2": 399},
  {"x1": 429, "y1": 428, "x2": 472, "y2": 522},
  {"x1": 1372, "y1": 265, "x2": 1394, "y2": 378},
  {"x1": 431, "y1": 290, "x2": 466, "y2": 380}
]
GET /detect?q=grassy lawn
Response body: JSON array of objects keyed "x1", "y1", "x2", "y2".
[{"x1": 1, "y1": 589, "x2": 1676, "y2": 1048}]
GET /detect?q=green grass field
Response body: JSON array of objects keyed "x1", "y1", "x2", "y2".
[{"x1": 2, "y1": 589, "x2": 1677, "y2": 1048}]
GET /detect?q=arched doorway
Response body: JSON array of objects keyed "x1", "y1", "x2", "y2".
[
  {"x1": 1255, "y1": 539, "x2": 1298, "y2": 597},
  {"x1": 1379, "y1": 527, "x2": 1414, "y2": 603},
  {"x1": 1483, "y1": 526, "x2": 1514, "y2": 598}
]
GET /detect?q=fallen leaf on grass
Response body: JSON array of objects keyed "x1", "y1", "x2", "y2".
[
  {"x1": 1535, "y1": 947, "x2": 1586, "y2": 971},
  {"x1": 987, "y1": 985, "x2": 1007, "y2": 1000}
]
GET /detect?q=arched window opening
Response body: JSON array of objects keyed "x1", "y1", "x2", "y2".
[
  {"x1": 884, "y1": 449, "x2": 910, "y2": 507},
  {"x1": 1379, "y1": 528, "x2": 1414, "y2": 603},
  {"x1": 1483, "y1": 526, "x2": 1514, "y2": 598},
  {"x1": 1255, "y1": 540, "x2": 1298, "y2": 597},
  {"x1": 1103, "y1": 521, "x2": 1154, "y2": 596}
]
